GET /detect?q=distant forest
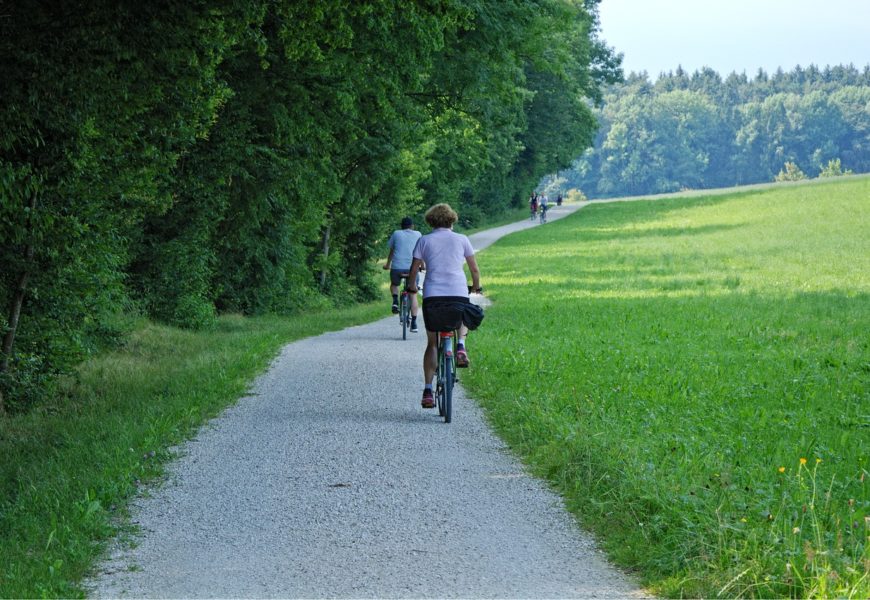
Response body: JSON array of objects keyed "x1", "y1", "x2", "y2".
[{"x1": 560, "y1": 64, "x2": 870, "y2": 198}]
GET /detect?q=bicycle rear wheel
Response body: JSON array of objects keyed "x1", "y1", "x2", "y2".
[
  {"x1": 436, "y1": 343, "x2": 445, "y2": 416},
  {"x1": 400, "y1": 293, "x2": 408, "y2": 340},
  {"x1": 443, "y1": 354, "x2": 453, "y2": 423}
]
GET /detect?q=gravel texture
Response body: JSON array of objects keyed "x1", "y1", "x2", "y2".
[{"x1": 86, "y1": 204, "x2": 650, "y2": 599}]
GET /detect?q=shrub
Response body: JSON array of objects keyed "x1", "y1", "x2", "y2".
[
  {"x1": 775, "y1": 161, "x2": 808, "y2": 182},
  {"x1": 818, "y1": 158, "x2": 854, "y2": 178},
  {"x1": 565, "y1": 188, "x2": 588, "y2": 202}
]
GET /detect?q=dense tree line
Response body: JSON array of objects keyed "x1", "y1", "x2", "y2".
[
  {"x1": 0, "y1": 1, "x2": 618, "y2": 413},
  {"x1": 564, "y1": 63, "x2": 870, "y2": 197}
]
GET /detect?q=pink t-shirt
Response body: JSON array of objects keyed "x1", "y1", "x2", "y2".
[{"x1": 413, "y1": 228, "x2": 475, "y2": 298}]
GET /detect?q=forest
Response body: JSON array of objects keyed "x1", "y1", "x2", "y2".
[
  {"x1": 0, "y1": 1, "x2": 620, "y2": 414},
  {"x1": 561, "y1": 63, "x2": 870, "y2": 197}
]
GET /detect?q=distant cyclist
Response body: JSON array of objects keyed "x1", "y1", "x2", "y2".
[
  {"x1": 406, "y1": 204, "x2": 481, "y2": 409},
  {"x1": 529, "y1": 193, "x2": 538, "y2": 220},
  {"x1": 383, "y1": 216, "x2": 422, "y2": 332},
  {"x1": 539, "y1": 194, "x2": 549, "y2": 223}
]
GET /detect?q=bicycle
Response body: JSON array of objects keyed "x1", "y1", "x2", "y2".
[
  {"x1": 539, "y1": 205, "x2": 548, "y2": 224},
  {"x1": 433, "y1": 286, "x2": 482, "y2": 424}
]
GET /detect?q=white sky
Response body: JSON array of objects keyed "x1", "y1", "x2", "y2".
[{"x1": 597, "y1": 0, "x2": 870, "y2": 78}]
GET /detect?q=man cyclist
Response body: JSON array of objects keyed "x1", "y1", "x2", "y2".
[
  {"x1": 406, "y1": 203, "x2": 481, "y2": 409},
  {"x1": 383, "y1": 216, "x2": 422, "y2": 332}
]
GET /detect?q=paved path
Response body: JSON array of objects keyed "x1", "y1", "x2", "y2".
[
  {"x1": 469, "y1": 202, "x2": 584, "y2": 251},
  {"x1": 87, "y1": 202, "x2": 648, "y2": 598}
]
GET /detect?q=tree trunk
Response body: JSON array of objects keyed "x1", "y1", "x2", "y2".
[
  {"x1": 1, "y1": 264, "x2": 32, "y2": 371},
  {"x1": 319, "y1": 224, "x2": 330, "y2": 289},
  {"x1": 0, "y1": 193, "x2": 37, "y2": 416}
]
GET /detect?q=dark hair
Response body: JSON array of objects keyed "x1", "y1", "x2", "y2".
[{"x1": 401, "y1": 217, "x2": 413, "y2": 229}]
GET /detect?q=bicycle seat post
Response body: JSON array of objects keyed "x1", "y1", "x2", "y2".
[{"x1": 440, "y1": 331, "x2": 454, "y2": 356}]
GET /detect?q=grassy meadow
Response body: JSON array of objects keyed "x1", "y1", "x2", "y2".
[
  {"x1": 1, "y1": 176, "x2": 866, "y2": 598},
  {"x1": 0, "y1": 304, "x2": 386, "y2": 598},
  {"x1": 464, "y1": 176, "x2": 869, "y2": 597}
]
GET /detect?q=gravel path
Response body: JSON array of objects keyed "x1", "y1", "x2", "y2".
[{"x1": 87, "y1": 204, "x2": 649, "y2": 598}]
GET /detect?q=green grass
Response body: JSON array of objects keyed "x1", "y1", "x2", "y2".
[
  {"x1": 2, "y1": 179, "x2": 867, "y2": 598},
  {"x1": 464, "y1": 176, "x2": 870, "y2": 597},
  {"x1": 456, "y1": 205, "x2": 531, "y2": 234},
  {"x1": 0, "y1": 302, "x2": 385, "y2": 598}
]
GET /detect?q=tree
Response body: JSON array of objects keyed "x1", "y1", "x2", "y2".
[
  {"x1": 0, "y1": 0, "x2": 256, "y2": 412},
  {"x1": 1, "y1": 0, "x2": 615, "y2": 412}
]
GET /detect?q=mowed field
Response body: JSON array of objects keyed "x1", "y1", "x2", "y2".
[{"x1": 464, "y1": 176, "x2": 869, "y2": 598}]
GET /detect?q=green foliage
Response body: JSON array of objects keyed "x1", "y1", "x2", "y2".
[
  {"x1": 566, "y1": 66, "x2": 870, "y2": 197},
  {"x1": 464, "y1": 176, "x2": 870, "y2": 598},
  {"x1": 0, "y1": 1, "x2": 259, "y2": 409},
  {"x1": 819, "y1": 158, "x2": 854, "y2": 178},
  {"x1": 1, "y1": 1, "x2": 613, "y2": 411}
]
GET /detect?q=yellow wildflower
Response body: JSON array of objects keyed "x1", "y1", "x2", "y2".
[
  {"x1": 800, "y1": 457, "x2": 807, "y2": 465},
  {"x1": 778, "y1": 466, "x2": 786, "y2": 473}
]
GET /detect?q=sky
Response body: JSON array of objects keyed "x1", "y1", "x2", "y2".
[{"x1": 597, "y1": 0, "x2": 870, "y2": 78}]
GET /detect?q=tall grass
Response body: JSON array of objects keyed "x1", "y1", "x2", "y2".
[
  {"x1": 464, "y1": 176, "x2": 870, "y2": 597},
  {"x1": 0, "y1": 304, "x2": 385, "y2": 598}
]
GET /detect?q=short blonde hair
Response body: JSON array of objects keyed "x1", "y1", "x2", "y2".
[{"x1": 424, "y1": 203, "x2": 458, "y2": 228}]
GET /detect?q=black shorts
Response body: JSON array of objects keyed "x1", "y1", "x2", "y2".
[
  {"x1": 390, "y1": 269, "x2": 411, "y2": 287},
  {"x1": 422, "y1": 296, "x2": 469, "y2": 332}
]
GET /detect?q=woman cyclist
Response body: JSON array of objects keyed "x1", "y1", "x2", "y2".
[{"x1": 406, "y1": 203, "x2": 481, "y2": 409}]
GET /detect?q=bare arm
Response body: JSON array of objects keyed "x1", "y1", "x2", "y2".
[
  {"x1": 382, "y1": 247, "x2": 394, "y2": 270},
  {"x1": 466, "y1": 254, "x2": 481, "y2": 292},
  {"x1": 406, "y1": 258, "x2": 424, "y2": 293}
]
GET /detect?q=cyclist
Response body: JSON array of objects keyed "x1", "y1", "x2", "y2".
[
  {"x1": 539, "y1": 194, "x2": 549, "y2": 223},
  {"x1": 529, "y1": 193, "x2": 538, "y2": 220},
  {"x1": 406, "y1": 203, "x2": 481, "y2": 409},
  {"x1": 383, "y1": 216, "x2": 422, "y2": 332}
]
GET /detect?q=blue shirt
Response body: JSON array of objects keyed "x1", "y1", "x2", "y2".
[{"x1": 388, "y1": 229, "x2": 422, "y2": 271}]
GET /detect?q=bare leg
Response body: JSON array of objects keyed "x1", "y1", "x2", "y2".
[
  {"x1": 423, "y1": 331, "x2": 438, "y2": 385},
  {"x1": 410, "y1": 292, "x2": 419, "y2": 317}
]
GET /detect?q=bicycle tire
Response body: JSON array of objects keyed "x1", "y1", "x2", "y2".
[
  {"x1": 443, "y1": 354, "x2": 453, "y2": 423},
  {"x1": 436, "y1": 341, "x2": 446, "y2": 417},
  {"x1": 400, "y1": 293, "x2": 408, "y2": 340}
]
